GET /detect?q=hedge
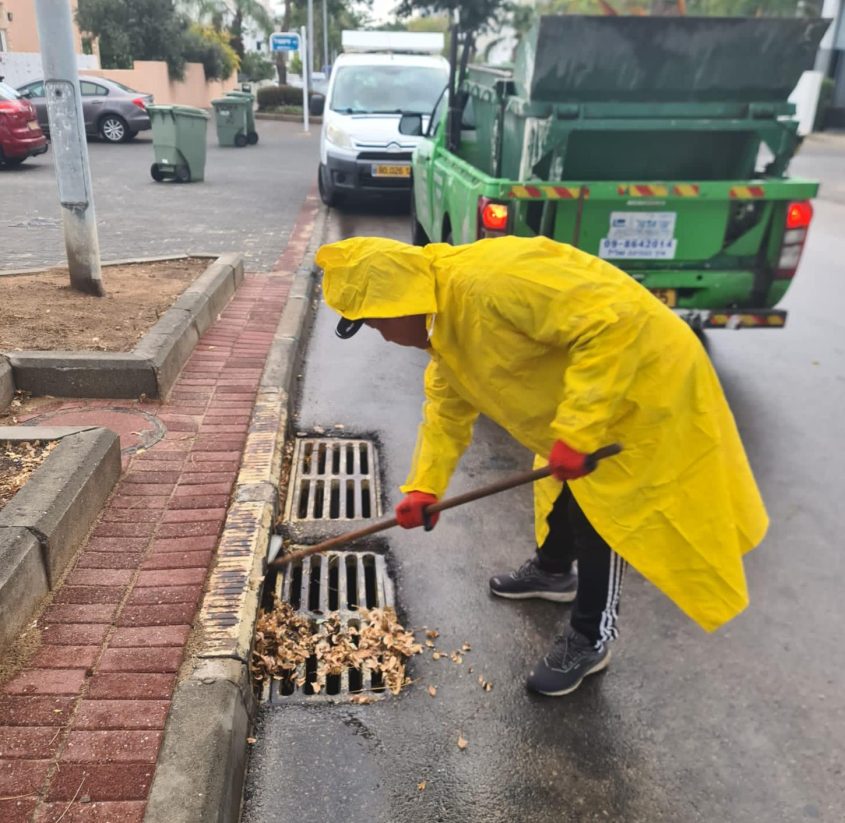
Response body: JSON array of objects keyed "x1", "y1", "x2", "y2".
[{"x1": 256, "y1": 85, "x2": 306, "y2": 110}]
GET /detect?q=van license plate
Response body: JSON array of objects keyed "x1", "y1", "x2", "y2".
[
  {"x1": 28, "y1": 120, "x2": 40, "y2": 130},
  {"x1": 372, "y1": 164, "x2": 410, "y2": 178},
  {"x1": 649, "y1": 288, "x2": 677, "y2": 307}
]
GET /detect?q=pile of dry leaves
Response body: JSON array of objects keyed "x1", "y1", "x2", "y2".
[
  {"x1": 0, "y1": 440, "x2": 57, "y2": 509},
  {"x1": 252, "y1": 601, "x2": 423, "y2": 696}
]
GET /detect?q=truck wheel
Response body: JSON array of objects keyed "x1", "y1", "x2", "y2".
[
  {"x1": 410, "y1": 195, "x2": 429, "y2": 246},
  {"x1": 318, "y1": 163, "x2": 341, "y2": 207}
]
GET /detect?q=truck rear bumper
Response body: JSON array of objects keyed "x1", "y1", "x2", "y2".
[
  {"x1": 326, "y1": 154, "x2": 412, "y2": 194},
  {"x1": 676, "y1": 308, "x2": 787, "y2": 329}
]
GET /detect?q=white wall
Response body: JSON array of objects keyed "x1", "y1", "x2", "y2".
[
  {"x1": 0, "y1": 51, "x2": 100, "y2": 87},
  {"x1": 789, "y1": 70, "x2": 826, "y2": 136}
]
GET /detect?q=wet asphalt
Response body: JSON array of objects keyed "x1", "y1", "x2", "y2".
[{"x1": 242, "y1": 137, "x2": 845, "y2": 823}]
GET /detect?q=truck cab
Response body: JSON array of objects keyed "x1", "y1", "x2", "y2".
[{"x1": 316, "y1": 31, "x2": 448, "y2": 207}]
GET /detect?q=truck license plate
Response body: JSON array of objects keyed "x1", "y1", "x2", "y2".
[
  {"x1": 599, "y1": 211, "x2": 678, "y2": 260},
  {"x1": 372, "y1": 164, "x2": 410, "y2": 178},
  {"x1": 649, "y1": 288, "x2": 677, "y2": 307}
]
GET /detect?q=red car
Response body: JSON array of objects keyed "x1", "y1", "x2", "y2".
[{"x1": 0, "y1": 80, "x2": 48, "y2": 167}]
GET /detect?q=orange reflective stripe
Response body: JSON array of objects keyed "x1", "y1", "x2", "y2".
[
  {"x1": 730, "y1": 185, "x2": 765, "y2": 199},
  {"x1": 672, "y1": 184, "x2": 700, "y2": 197}
]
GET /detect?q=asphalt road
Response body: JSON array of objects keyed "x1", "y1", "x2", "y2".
[
  {"x1": 0, "y1": 117, "x2": 318, "y2": 272},
  {"x1": 243, "y1": 142, "x2": 845, "y2": 822}
]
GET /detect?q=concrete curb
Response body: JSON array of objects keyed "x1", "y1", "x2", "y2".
[
  {"x1": 0, "y1": 253, "x2": 219, "y2": 279},
  {"x1": 0, "y1": 357, "x2": 12, "y2": 412},
  {"x1": 144, "y1": 207, "x2": 328, "y2": 823},
  {"x1": 4, "y1": 254, "x2": 244, "y2": 402},
  {"x1": 0, "y1": 427, "x2": 121, "y2": 649},
  {"x1": 255, "y1": 111, "x2": 322, "y2": 124}
]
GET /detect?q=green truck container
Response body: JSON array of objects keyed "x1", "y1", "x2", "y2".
[
  {"x1": 411, "y1": 15, "x2": 830, "y2": 330},
  {"x1": 148, "y1": 105, "x2": 210, "y2": 183},
  {"x1": 211, "y1": 96, "x2": 250, "y2": 147},
  {"x1": 224, "y1": 90, "x2": 259, "y2": 144}
]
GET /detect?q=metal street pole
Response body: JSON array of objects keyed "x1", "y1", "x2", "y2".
[
  {"x1": 322, "y1": 0, "x2": 329, "y2": 69},
  {"x1": 307, "y1": 0, "x2": 314, "y2": 91},
  {"x1": 301, "y1": 25, "x2": 310, "y2": 134},
  {"x1": 34, "y1": 0, "x2": 103, "y2": 296}
]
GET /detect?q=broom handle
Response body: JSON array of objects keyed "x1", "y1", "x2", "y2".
[{"x1": 269, "y1": 444, "x2": 622, "y2": 568}]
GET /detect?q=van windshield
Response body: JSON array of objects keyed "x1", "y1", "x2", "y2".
[{"x1": 330, "y1": 65, "x2": 447, "y2": 115}]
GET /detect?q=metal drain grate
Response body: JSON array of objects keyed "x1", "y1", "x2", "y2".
[
  {"x1": 285, "y1": 437, "x2": 381, "y2": 522},
  {"x1": 263, "y1": 551, "x2": 395, "y2": 703}
]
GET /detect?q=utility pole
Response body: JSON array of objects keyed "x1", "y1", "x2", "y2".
[
  {"x1": 307, "y1": 0, "x2": 314, "y2": 90},
  {"x1": 322, "y1": 0, "x2": 329, "y2": 70},
  {"x1": 34, "y1": 0, "x2": 103, "y2": 296}
]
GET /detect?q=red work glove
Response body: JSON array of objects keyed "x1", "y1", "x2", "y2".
[
  {"x1": 395, "y1": 491, "x2": 439, "y2": 531},
  {"x1": 548, "y1": 440, "x2": 592, "y2": 481}
]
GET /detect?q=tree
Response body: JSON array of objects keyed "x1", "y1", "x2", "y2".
[
  {"x1": 77, "y1": 0, "x2": 189, "y2": 79},
  {"x1": 182, "y1": 24, "x2": 239, "y2": 80},
  {"x1": 240, "y1": 51, "x2": 276, "y2": 81}
]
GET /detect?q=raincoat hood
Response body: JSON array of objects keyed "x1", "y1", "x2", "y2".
[{"x1": 316, "y1": 237, "x2": 437, "y2": 321}]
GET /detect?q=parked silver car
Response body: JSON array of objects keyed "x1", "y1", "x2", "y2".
[{"x1": 16, "y1": 75, "x2": 153, "y2": 143}]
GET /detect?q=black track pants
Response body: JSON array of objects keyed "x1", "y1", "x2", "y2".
[{"x1": 536, "y1": 484, "x2": 626, "y2": 648}]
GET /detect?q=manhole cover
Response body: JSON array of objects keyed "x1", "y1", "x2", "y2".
[
  {"x1": 22, "y1": 406, "x2": 167, "y2": 455},
  {"x1": 285, "y1": 437, "x2": 381, "y2": 522},
  {"x1": 262, "y1": 550, "x2": 395, "y2": 703}
]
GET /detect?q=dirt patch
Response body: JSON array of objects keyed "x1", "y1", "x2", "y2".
[
  {"x1": 0, "y1": 440, "x2": 57, "y2": 509},
  {"x1": 0, "y1": 258, "x2": 210, "y2": 352}
]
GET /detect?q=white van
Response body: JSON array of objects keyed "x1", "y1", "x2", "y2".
[{"x1": 315, "y1": 31, "x2": 448, "y2": 207}]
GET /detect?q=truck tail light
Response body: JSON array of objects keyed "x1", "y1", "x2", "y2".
[
  {"x1": 132, "y1": 97, "x2": 147, "y2": 111},
  {"x1": 478, "y1": 197, "x2": 509, "y2": 238},
  {"x1": 776, "y1": 200, "x2": 813, "y2": 279}
]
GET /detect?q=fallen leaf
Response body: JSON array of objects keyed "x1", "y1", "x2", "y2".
[
  {"x1": 461, "y1": 642, "x2": 472, "y2": 652},
  {"x1": 425, "y1": 629, "x2": 440, "y2": 639},
  {"x1": 457, "y1": 733, "x2": 468, "y2": 751},
  {"x1": 350, "y1": 694, "x2": 376, "y2": 705},
  {"x1": 450, "y1": 653, "x2": 463, "y2": 664},
  {"x1": 483, "y1": 681, "x2": 494, "y2": 692},
  {"x1": 427, "y1": 685, "x2": 437, "y2": 697},
  {"x1": 432, "y1": 651, "x2": 442, "y2": 660},
  {"x1": 247, "y1": 737, "x2": 257, "y2": 744},
  {"x1": 418, "y1": 780, "x2": 427, "y2": 791},
  {"x1": 425, "y1": 639, "x2": 434, "y2": 648}
]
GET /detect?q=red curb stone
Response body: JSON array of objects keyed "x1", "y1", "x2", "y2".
[
  {"x1": 40, "y1": 624, "x2": 109, "y2": 646},
  {"x1": 53, "y1": 586, "x2": 125, "y2": 606},
  {"x1": 42, "y1": 604, "x2": 118, "y2": 625},
  {"x1": 0, "y1": 726, "x2": 63, "y2": 759},
  {"x1": 76, "y1": 553, "x2": 143, "y2": 570},
  {"x1": 101, "y1": 508, "x2": 164, "y2": 524},
  {"x1": 98, "y1": 647, "x2": 183, "y2": 673},
  {"x1": 127, "y1": 585, "x2": 202, "y2": 605},
  {"x1": 85, "y1": 538, "x2": 149, "y2": 553},
  {"x1": 0, "y1": 696, "x2": 76, "y2": 726},
  {"x1": 173, "y1": 482, "x2": 232, "y2": 496},
  {"x1": 3, "y1": 669, "x2": 88, "y2": 695},
  {"x1": 34, "y1": 800, "x2": 147, "y2": 822},
  {"x1": 109, "y1": 626, "x2": 190, "y2": 648},
  {"x1": 161, "y1": 507, "x2": 227, "y2": 523},
  {"x1": 85, "y1": 673, "x2": 175, "y2": 701},
  {"x1": 147, "y1": 535, "x2": 217, "y2": 553},
  {"x1": 188, "y1": 450, "x2": 243, "y2": 461},
  {"x1": 30, "y1": 646, "x2": 100, "y2": 670},
  {"x1": 140, "y1": 551, "x2": 213, "y2": 571},
  {"x1": 91, "y1": 522, "x2": 157, "y2": 539},
  {"x1": 135, "y1": 569, "x2": 207, "y2": 588},
  {"x1": 176, "y1": 472, "x2": 232, "y2": 485},
  {"x1": 47, "y1": 762, "x2": 155, "y2": 801},
  {"x1": 0, "y1": 757, "x2": 52, "y2": 795},
  {"x1": 167, "y1": 494, "x2": 231, "y2": 510},
  {"x1": 117, "y1": 604, "x2": 197, "y2": 627},
  {"x1": 0, "y1": 798, "x2": 38, "y2": 822},
  {"x1": 109, "y1": 495, "x2": 170, "y2": 509},
  {"x1": 156, "y1": 520, "x2": 223, "y2": 538},
  {"x1": 65, "y1": 569, "x2": 134, "y2": 587},
  {"x1": 63, "y1": 730, "x2": 162, "y2": 763},
  {"x1": 192, "y1": 439, "x2": 246, "y2": 453},
  {"x1": 122, "y1": 471, "x2": 182, "y2": 484},
  {"x1": 73, "y1": 700, "x2": 170, "y2": 731}
]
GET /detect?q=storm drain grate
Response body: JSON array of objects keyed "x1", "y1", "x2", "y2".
[
  {"x1": 285, "y1": 437, "x2": 381, "y2": 522},
  {"x1": 263, "y1": 551, "x2": 396, "y2": 703}
]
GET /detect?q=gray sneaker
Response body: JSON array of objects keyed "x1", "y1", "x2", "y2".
[
  {"x1": 489, "y1": 556, "x2": 577, "y2": 602},
  {"x1": 526, "y1": 626, "x2": 611, "y2": 696}
]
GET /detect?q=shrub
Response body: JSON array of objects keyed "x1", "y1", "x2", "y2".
[
  {"x1": 239, "y1": 52, "x2": 275, "y2": 82},
  {"x1": 182, "y1": 24, "x2": 238, "y2": 82},
  {"x1": 256, "y1": 85, "x2": 305, "y2": 110}
]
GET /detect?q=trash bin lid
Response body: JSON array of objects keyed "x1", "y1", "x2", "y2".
[
  {"x1": 148, "y1": 104, "x2": 209, "y2": 119},
  {"x1": 212, "y1": 97, "x2": 248, "y2": 107}
]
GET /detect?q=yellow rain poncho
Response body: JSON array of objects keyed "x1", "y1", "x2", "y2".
[{"x1": 315, "y1": 235, "x2": 768, "y2": 631}]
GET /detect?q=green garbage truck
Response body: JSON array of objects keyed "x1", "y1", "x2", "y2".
[{"x1": 409, "y1": 15, "x2": 830, "y2": 330}]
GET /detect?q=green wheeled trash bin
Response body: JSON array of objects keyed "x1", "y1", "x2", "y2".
[
  {"x1": 148, "y1": 105, "x2": 209, "y2": 183},
  {"x1": 211, "y1": 97, "x2": 249, "y2": 147},
  {"x1": 225, "y1": 90, "x2": 258, "y2": 144}
]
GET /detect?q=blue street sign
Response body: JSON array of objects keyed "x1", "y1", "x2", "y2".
[{"x1": 270, "y1": 31, "x2": 300, "y2": 52}]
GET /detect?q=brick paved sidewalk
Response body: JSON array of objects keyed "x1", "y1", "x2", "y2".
[{"x1": 0, "y1": 198, "x2": 318, "y2": 819}]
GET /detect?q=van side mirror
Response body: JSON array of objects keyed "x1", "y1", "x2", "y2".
[
  {"x1": 399, "y1": 113, "x2": 423, "y2": 136},
  {"x1": 310, "y1": 93, "x2": 325, "y2": 116}
]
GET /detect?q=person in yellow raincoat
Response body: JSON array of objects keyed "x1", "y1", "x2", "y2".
[{"x1": 315, "y1": 234, "x2": 768, "y2": 697}]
